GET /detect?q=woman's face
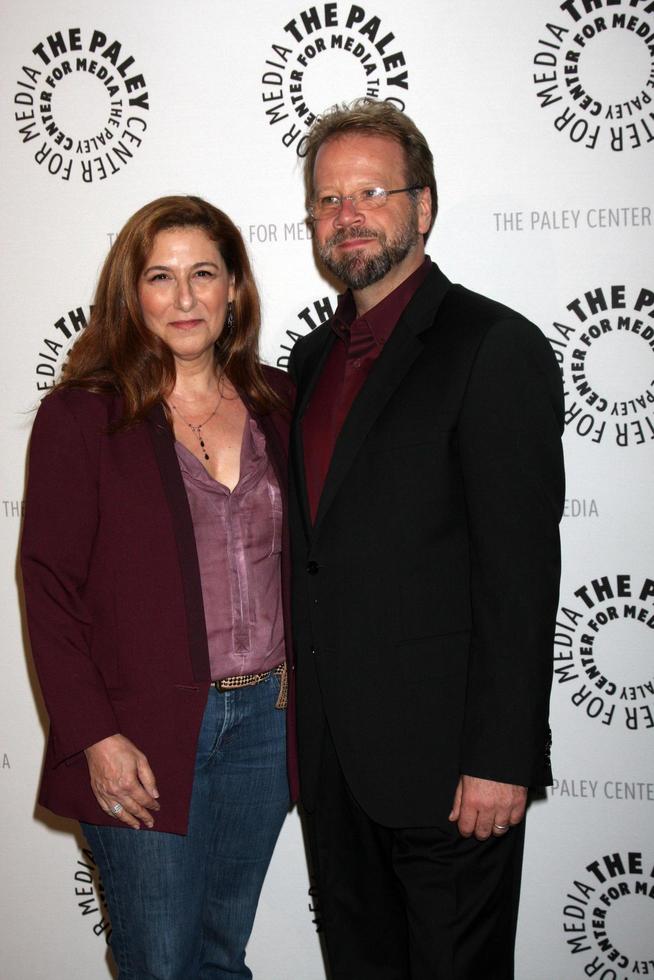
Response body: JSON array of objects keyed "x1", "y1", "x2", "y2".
[{"x1": 137, "y1": 226, "x2": 235, "y2": 366}]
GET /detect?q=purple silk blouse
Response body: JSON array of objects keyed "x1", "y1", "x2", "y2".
[{"x1": 175, "y1": 416, "x2": 285, "y2": 681}]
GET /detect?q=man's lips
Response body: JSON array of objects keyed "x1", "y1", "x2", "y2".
[
  {"x1": 337, "y1": 237, "x2": 376, "y2": 251},
  {"x1": 326, "y1": 227, "x2": 380, "y2": 251}
]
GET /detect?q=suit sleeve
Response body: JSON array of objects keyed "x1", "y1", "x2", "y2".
[
  {"x1": 457, "y1": 316, "x2": 564, "y2": 786},
  {"x1": 21, "y1": 393, "x2": 119, "y2": 764}
]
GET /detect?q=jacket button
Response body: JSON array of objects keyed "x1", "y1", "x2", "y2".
[{"x1": 306, "y1": 561, "x2": 319, "y2": 575}]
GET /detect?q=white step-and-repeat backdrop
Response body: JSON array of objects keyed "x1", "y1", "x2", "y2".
[{"x1": 1, "y1": 1, "x2": 652, "y2": 977}]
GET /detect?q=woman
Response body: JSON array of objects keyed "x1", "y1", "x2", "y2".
[{"x1": 21, "y1": 195, "x2": 297, "y2": 979}]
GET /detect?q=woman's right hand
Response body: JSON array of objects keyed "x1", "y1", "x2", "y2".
[{"x1": 84, "y1": 734, "x2": 160, "y2": 830}]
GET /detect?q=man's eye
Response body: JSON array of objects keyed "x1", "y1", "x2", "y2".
[
  {"x1": 320, "y1": 195, "x2": 341, "y2": 207},
  {"x1": 361, "y1": 187, "x2": 384, "y2": 200}
]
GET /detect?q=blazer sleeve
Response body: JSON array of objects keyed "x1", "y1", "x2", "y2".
[
  {"x1": 457, "y1": 316, "x2": 565, "y2": 786},
  {"x1": 21, "y1": 392, "x2": 119, "y2": 764}
]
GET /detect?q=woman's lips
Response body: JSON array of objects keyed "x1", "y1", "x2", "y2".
[{"x1": 169, "y1": 319, "x2": 202, "y2": 330}]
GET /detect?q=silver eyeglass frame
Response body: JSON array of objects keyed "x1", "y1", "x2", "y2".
[{"x1": 308, "y1": 185, "x2": 424, "y2": 221}]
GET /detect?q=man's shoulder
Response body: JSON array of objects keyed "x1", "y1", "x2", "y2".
[
  {"x1": 407, "y1": 264, "x2": 537, "y2": 343},
  {"x1": 288, "y1": 320, "x2": 333, "y2": 370},
  {"x1": 446, "y1": 282, "x2": 527, "y2": 325},
  {"x1": 432, "y1": 282, "x2": 560, "y2": 393},
  {"x1": 439, "y1": 282, "x2": 548, "y2": 352}
]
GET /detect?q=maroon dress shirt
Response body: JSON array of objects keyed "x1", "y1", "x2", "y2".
[{"x1": 302, "y1": 258, "x2": 432, "y2": 522}]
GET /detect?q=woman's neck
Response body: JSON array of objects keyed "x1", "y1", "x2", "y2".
[{"x1": 170, "y1": 355, "x2": 222, "y2": 403}]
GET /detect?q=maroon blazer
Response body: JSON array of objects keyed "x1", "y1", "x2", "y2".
[{"x1": 21, "y1": 366, "x2": 297, "y2": 834}]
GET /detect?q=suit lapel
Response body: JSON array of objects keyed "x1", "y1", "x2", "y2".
[
  {"x1": 290, "y1": 328, "x2": 337, "y2": 539},
  {"x1": 295, "y1": 328, "x2": 337, "y2": 422},
  {"x1": 312, "y1": 265, "x2": 451, "y2": 539},
  {"x1": 145, "y1": 402, "x2": 210, "y2": 683}
]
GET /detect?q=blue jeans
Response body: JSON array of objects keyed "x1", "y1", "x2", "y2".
[{"x1": 82, "y1": 673, "x2": 289, "y2": 979}]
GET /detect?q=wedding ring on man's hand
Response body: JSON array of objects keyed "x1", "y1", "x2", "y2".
[
  {"x1": 493, "y1": 823, "x2": 508, "y2": 831},
  {"x1": 110, "y1": 802, "x2": 123, "y2": 816}
]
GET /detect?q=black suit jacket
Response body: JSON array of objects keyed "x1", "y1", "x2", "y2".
[{"x1": 288, "y1": 264, "x2": 564, "y2": 828}]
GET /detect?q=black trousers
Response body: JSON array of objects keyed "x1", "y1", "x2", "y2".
[{"x1": 303, "y1": 728, "x2": 526, "y2": 980}]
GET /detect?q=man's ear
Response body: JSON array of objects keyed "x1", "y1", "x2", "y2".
[{"x1": 417, "y1": 187, "x2": 432, "y2": 236}]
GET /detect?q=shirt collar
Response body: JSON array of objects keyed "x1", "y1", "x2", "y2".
[{"x1": 332, "y1": 256, "x2": 432, "y2": 347}]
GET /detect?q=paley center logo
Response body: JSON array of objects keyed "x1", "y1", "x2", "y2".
[
  {"x1": 13, "y1": 27, "x2": 149, "y2": 182},
  {"x1": 546, "y1": 283, "x2": 654, "y2": 448},
  {"x1": 73, "y1": 848, "x2": 111, "y2": 943},
  {"x1": 34, "y1": 305, "x2": 90, "y2": 393},
  {"x1": 562, "y1": 850, "x2": 653, "y2": 978},
  {"x1": 554, "y1": 572, "x2": 654, "y2": 731},
  {"x1": 275, "y1": 294, "x2": 336, "y2": 369},
  {"x1": 532, "y1": 0, "x2": 654, "y2": 151},
  {"x1": 260, "y1": 3, "x2": 409, "y2": 157}
]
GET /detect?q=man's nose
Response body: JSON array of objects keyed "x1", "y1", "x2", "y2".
[{"x1": 334, "y1": 196, "x2": 365, "y2": 229}]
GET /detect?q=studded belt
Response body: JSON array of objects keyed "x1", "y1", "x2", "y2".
[{"x1": 212, "y1": 662, "x2": 287, "y2": 709}]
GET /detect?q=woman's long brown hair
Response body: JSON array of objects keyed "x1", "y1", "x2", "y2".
[{"x1": 58, "y1": 195, "x2": 284, "y2": 422}]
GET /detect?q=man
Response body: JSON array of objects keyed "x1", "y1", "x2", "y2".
[{"x1": 288, "y1": 99, "x2": 564, "y2": 980}]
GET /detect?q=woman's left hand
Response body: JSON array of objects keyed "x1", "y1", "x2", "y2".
[{"x1": 84, "y1": 734, "x2": 160, "y2": 830}]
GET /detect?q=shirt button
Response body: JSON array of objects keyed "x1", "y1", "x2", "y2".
[{"x1": 306, "y1": 561, "x2": 319, "y2": 575}]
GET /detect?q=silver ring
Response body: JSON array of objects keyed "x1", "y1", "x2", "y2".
[
  {"x1": 110, "y1": 802, "x2": 123, "y2": 816},
  {"x1": 493, "y1": 823, "x2": 508, "y2": 830}
]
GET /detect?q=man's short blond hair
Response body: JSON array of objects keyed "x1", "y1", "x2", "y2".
[{"x1": 303, "y1": 99, "x2": 437, "y2": 238}]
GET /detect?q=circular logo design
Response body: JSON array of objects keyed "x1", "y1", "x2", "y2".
[
  {"x1": 74, "y1": 848, "x2": 111, "y2": 943},
  {"x1": 261, "y1": 3, "x2": 410, "y2": 157},
  {"x1": 532, "y1": 4, "x2": 654, "y2": 151},
  {"x1": 275, "y1": 294, "x2": 336, "y2": 369},
  {"x1": 564, "y1": 498, "x2": 599, "y2": 518},
  {"x1": 35, "y1": 304, "x2": 90, "y2": 393},
  {"x1": 554, "y1": 572, "x2": 654, "y2": 731},
  {"x1": 562, "y1": 850, "x2": 653, "y2": 978},
  {"x1": 546, "y1": 283, "x2": 654, "y2": 447},
  {"x1": 13, "y1": 28, "x2": 149, "y2": 182}
]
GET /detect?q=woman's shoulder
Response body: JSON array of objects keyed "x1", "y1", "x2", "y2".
[
  {"x1": 260, "y1": 364, "x2": 295, "y2": 405},
  {"x1": 37, "y1": 385, "x2": 121, "y2": 428}
]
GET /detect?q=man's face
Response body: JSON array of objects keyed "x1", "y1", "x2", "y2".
[{"x1": 312, "y1": 133, "x2": 430, "y2": 291}]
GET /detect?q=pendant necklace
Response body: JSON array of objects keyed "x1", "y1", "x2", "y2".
[{"x1": 171, "y1": 382, "x2": 224, "y2": 462}]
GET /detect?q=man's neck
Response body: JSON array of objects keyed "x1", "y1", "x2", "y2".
[{"x1": 352, "y1": 241, "x2": 426, "y2": 316}]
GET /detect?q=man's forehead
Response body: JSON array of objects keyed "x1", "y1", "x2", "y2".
[
  {"x1": 314, "y1": 131, "x2": 405, "y2": 178},
  {"x1": 319, "y1": 130, "x2": 402, "y2": 156}
]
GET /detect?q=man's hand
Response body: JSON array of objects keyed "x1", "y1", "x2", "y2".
[
  {"x1": 85, "y1": 734, "x2": 160, "y2": 830},
  {"x1": 448, "y1": 775, "x2": 527, "y2": 840}
]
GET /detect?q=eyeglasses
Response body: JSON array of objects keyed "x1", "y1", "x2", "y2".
[{"x1": 308, "y1": 185, "x2": 423, "y2": 220}]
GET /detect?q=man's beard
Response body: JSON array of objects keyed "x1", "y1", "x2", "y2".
[{"x1": 317, "y1": 206, "x2": 420, "y2": 291}]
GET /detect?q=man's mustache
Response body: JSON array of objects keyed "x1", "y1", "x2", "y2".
[{"x1": 324, "y1": 227, "x2": 381, "y2": 248}]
